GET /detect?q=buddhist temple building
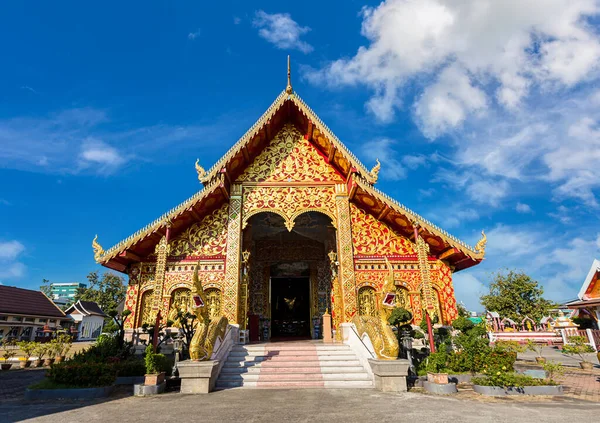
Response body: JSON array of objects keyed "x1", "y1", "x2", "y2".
[
  {"x1": 566, "y1": 259, "x2": 600, "y2": 330},
  {"x1": 93, "y1": 59, "x2": 486, "y2": 342}
]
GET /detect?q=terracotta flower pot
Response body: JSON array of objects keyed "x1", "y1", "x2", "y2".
[
  {"x1": 54, "y1": 356, "x2": 64, "y2": 364},
  {"x1": 19, "y1": 360, "x2": 31, "y2": 369},
  {"x1": 32, "y1": 360, "x2": 42, "y2": 368},
  {"x1": 43, "y1": 358, "x2": 54, "y2": 367},
  {"x1": 144, "y1": 372, "x2": 166, "y2": 386},
  {"x1": 427, "y1": 372, "x2": 449, "y2": 385},
  {"x1": 1, "y1": 363, "x2": 12, "y2": 371},
  {"x1": 580, "y1": 361, "x2": 593, "y2": 370},
  {"x1": 535, "y1": 357, "x2": 546, "y2": 364}
]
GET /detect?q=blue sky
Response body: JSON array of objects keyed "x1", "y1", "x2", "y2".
[{"x1": 1, "y1": 0, "x2": 599, "y2": 311}]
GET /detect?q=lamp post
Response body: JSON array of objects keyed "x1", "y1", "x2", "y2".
[{"x1": 172, "y1": 333, "x2": 184, "y2": 377}]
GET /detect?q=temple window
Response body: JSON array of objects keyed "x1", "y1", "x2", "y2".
[{"x1": 358, "y1": 286, "x2": 377, "y2": 317}]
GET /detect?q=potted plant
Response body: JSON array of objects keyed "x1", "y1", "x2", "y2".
[
  {"x1": 1, "y1": 340, "x2": 17, "y2": 370},
  {"x1": 44, "y1": 341, "x2": 56, "y2": 367},
  {"x1": 527, "y1": 339, "x2": 546, "y2": 363},
  {"x1": 32, "y1": 343, "x2": 48, "y2": 368},
  {"x1": 144, "y1": 345, "x2": 166, "y2": 386},
  {"x1": 562, "y1": 336, "x2": 595, "y2": 370},
  {"x1": 53, "y1": 335, "x2": 72, "y2": 363},
  {"x1": 17, "y1": 341, "x2": 36, "y2": 368},
  {"x1": 425, "y1": 351, "x2": 449, "y2": 384}
]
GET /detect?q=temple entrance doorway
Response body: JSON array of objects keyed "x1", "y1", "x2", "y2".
[
  {"x1": 270, "y1": 276, "x2": 310, "y2": 339},
  {"x1": 242, "y1": 211, "x2": 336, "y2": 342}
]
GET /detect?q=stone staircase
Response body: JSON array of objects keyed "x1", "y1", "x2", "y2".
[{"x1": 216, "y1": 341, "x2": 373, "y2": 389}]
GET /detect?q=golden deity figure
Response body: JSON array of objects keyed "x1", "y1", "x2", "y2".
[
  {"x1": 189, "y1": 264, "x2": 228, "y2": 361},
  {"x1": 352, "y1": 258, "x2": 399, "y2": 360}
]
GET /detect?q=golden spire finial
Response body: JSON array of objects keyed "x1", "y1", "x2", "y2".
[
  {"x1": 92, "y1": 235, "x2": 105, "y2": 262},
  {"x1": 195, "y1": 159, "x2": 208, "y2": 183},
  {"x1": 474, "y1": 230, "x2": 487, "y2": 256},
  {"x1": 285, "y1": 55, "x2": 293, "y2": 94},
  {"x1": 370, "y1": 159, "x2": 381, "y2": 182}
]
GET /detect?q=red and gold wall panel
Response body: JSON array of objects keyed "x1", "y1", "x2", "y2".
[{"x1": 350, "y1": 203, "x2": 414, "y2": 256}]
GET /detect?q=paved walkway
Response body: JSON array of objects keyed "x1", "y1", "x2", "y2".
[
  {"x1": 1, "y1": 388, "x2": 599, "y2": 423},
  {"x1": 559, "y1": 370, "x2": 600, "y2": 402},
  {"x1": 517, "y1": 346, "x2": 599, "y2": 368},
  {"x1": 0, "y1": 368, "x2": 45, "y2": 403}
]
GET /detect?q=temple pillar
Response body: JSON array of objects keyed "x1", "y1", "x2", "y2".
[
  {"x1": 334, "y1": 184, "x2": 357, "y2": 322},
  {"x1": 223, "y1": 184, "x2": 243, "y2": 324},
  {"x1": 151, "y1": 229, "x2": 171, "y2": 319}
]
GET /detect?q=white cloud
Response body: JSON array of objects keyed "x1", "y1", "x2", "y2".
[
  {"x1": 233, "y1": 17, "x2": 241, "y2": 25},
  {"x1": 0, "y1": 240, "x2": 25, "y2": 260},
  {"x1": 515, "y1": 202, "x2": 533, "y2": 213},
  {"x1": 253, "y1": 10, "x2": 313, "y2": 54},
  {"x1": 360, "y1": 138, "x2": 407, "y2": 180},
  {"x1": 0, "y1": 107, "x2": 243, "y2": 176},
  {"x1": 0, "y1": 240, "x2": 26, "y2": 280},
  {"x1": 457, "y1": 224, "x2": 600, "y2": 310},
  {"x1": 306, "y1": 0, "x2": 600, "y2": 208},
  {"x1": 453, "y1": 273, "x2": 488, "y2": 312},
  {"x1": 188, "y1": 29, "x2": 201, "y2": 40},
  {"x1": 79, "y1": 138, "x2": 126, "y2": 173},
  {"x1": 307, "y1": 0, "x2": 600, "y2": 124}
]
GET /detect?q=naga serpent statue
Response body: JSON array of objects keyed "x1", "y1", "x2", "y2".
[
  {"x1": 352, "y1": 258, "x2": 399, "y2": 360},
  {"x1": 189, "y1": 265, "x2": 228, "y2": 361}
]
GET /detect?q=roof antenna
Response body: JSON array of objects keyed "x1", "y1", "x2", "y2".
[{"x1": 286, "y1": 55, "x2": 293, "y2": 94}]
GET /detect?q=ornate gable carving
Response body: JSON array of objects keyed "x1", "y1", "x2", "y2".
[
  {"x1": 169, "y1": 203, "x2": 228, "y2": 257},
  {"x1": 350, "y1": 203, "x2": 415, "y2": 256},
  {"x1": 236, "y1": 123, "x2": 343, "y2": 183}
]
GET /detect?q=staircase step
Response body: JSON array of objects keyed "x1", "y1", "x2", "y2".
[
  {"x1": 220, "y1": 366, "x2": 367, "y2": 374},
  {"x1": 218, "y1": 373, "x2": 371, "y2": 382},
  {"x1": 224, "y1": 360, "x2": 362, "y2": 367},
  {"x1": 217, "y1": 341, "x2": 373, "y2": 390}
]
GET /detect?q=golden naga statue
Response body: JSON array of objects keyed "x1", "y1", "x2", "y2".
[
  {"x1": 189, "y1": 265, "x2": 228, "y2": 361},
  {"x1": 474, "y1": 230, "x2": 487, "y2": 255},
  {"x1": 92, "y1": 235, "x2": 105, "y2": 262},
  {"x1": 195, "y1": 159, "x2": 210, "y2": 184},
  {"x1": 352, "y1": 258, "x2": 399, "y2": 360},
  {"x1": 369, "y1": 159, "x2": 381, "y2": 182}
]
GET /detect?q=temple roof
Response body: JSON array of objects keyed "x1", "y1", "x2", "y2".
[
  {"x1": 95, "y1": 85, "x2": 485, "y2": 273},
  {"x1": 0, "y1": 286, "x2": 68, "y2": 319}
]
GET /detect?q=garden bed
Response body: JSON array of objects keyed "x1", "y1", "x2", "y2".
[{"x1": 473, "y1": 384, "x2": 564, "y2": 396}]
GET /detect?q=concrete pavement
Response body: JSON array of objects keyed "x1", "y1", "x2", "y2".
[{"x1": 1, "y1": 388, "x2": 599, "y2": 423}]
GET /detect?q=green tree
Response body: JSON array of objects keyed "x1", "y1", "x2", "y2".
[
  {"x1": 40, "y1": 278, "x2": 52, "y2": 297},
  {"x1": 456, "y1": 302, "x2": 470, "y2": 318},
  {"x1": 480, "y1": 270, "x2": 555, "y2": 322},
  {"x1": 75, "y1": 271, "x2": 126, "y2": 313}
]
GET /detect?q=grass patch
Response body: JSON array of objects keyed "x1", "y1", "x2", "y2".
[{"x1": 29, "y1": 378, "x2": 110, "y2": 390}]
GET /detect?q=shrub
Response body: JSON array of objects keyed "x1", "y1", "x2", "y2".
[
  {"x1": 388, "y1": 308, "x2": 413, "y2": 329},
  {"x1": 495, "y1": 340, "x2": 526, "y2": 354},
  {"x1": 472, "y1": 372, "x2": 556, "y2": 388},
  {"x1": 424, "y1": 351, "x2": 449, "y2": 373},
  {"x1": 144, "y1": 345, "x2": 169, "y2": 375},
  {"x1": 17, "y1": 341, "x2": 37, "y2": 359},
  {"x1": 542, "y1": 361, "x2": 565, "y2": 381},
  {"x1": 452, "y1": 317, "x2": 474, "y2": 333},
  {"x1": 113, "y1": 359, "x2": 146, "y2": 377},
  {"x1": 33, "y1": 343, "x2": 49, "y2": 360},
  {"x1": 562, "y1": 336, "x2": 595, "y2": 362},
  {"x1": 70, "y1": 334, "x2": 132, "y2": 364},
  {"x1": 47, "y1": 362, "x2": 117, "y2": 388}
]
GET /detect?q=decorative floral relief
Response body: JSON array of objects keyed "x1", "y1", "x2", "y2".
[
  {"x1": 169, "y1": 204, "x2": 228, "y2": 257},
  {"x1": 236, "y1": 123, "x2": 343, "y2": 183},
  {"x1": 350, "y1": 203, "x2": 415, "y2": 256}
]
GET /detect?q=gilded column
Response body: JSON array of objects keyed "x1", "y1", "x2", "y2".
[
  {"x1": 151, "y1": 233, "x2": 170, "y2": 319},
  {"x1": 334, "y1": 184, "x2": 357, "y2": 321},
  {"x1": 223, "y1": 183, "x2": 243, "y2": 324}
]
